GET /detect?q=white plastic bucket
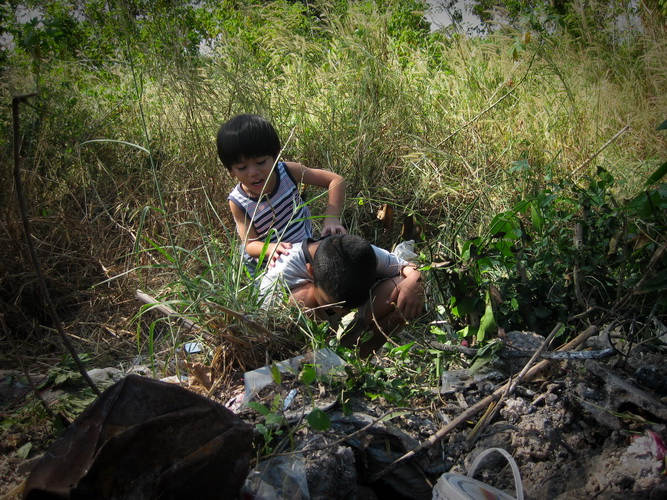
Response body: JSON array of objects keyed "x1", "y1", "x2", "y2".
[{"x1": 432, "y1": 448, "x2": 524, "y2": 500}]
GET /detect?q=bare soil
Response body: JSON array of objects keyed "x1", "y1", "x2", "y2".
[{"x1": 3, "y1": 322, "x2": 665, "y2": 500}]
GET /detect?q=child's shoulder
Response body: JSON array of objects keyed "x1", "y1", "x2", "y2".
[{"x1": 227, "y1": 182, "x2": 245, "y2": 200}]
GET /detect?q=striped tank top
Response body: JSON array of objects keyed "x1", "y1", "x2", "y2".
[{"x1": 228, "y1": 161, "x2": 313, "y2": 270}]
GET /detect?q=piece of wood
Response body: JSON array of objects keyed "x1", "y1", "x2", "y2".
[
  {"x1": 136, "y1": 289, "x2": 211, "y2": 339},
  {"x1": 136, "y1": 290, "x2": 273, "y2": 345}
]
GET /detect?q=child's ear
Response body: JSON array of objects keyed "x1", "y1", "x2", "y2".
[{"x1": 306, "y1": 262, "x2": 314, "y2": 277}]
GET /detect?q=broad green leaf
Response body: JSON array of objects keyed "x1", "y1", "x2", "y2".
[
  {"x1": 470, "y1": 340, "x2": 503, "y2": 373},
  {"x1": 513, "y1": 199, "x2": 531, "y2": 213},
  {"x1": 272, "y1": 394, "x2": 283, "y2": 411},
  {"x1": 307, "y1": 408, "x2": 331, "y2": 431},
  {"x1": 247, "y1": 401, "x2": 270, "y2": 416},
  {"x1": 390, "y1": 342, "x2": 415, "y2": 356},
  {"x1": 265, "y1": 413, "x2": 287, "y2": 426},
  {"x1": 489, "y1": 214, "x2": 513, "y2": 238},
  {"x1": 626, "y1": 185, "x2": 667, "y2": 217},
  {"x1": 657, "y1": 119, "x2": 667, "y2": 130},
  {"x1": 531, "y1": 201, "x2": 544, "y2": 234},
  {"x1": 299, "y1": 366, "x2": 317, "y2": 385},
  {"x1": 477, "y1": 297, "x2": 496, "y2": 343},
  {"x1": 476, "y1": 339, "x2": 503, "y2": 357},
  {"x1": 645, "y1": 160, "x2": 667, "y2": 187},
  {"x1": 270, "y1": 363, "x2": 282, "y2": 385},
  {"x1": 458, "y1": 325, "x2": 477, "y2": 339},
  {"x1": 16, "y1": 442, "x2": 32, "y2": 459},
  {"x1": 638, "y1": 270, "x2": 667, "y2": 292},
  {"x1": 451, "y1": 297, "x2": 478, "y2": 317}
]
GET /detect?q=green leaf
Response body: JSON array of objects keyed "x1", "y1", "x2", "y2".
[
  {"x1": 458, "y1": 325, "x2": 476, "y2": 339},
  {"x1": 626, "y1": 185, "x2": 667, "y2": 217},
  {"x1": 247, "y1": 401, "x2": 270, "y2": 416},
  {"x1": 470, "y1": 340, "x2": 504, "y2": 373},
  {"x1": 390, "y1": 342, "x2": 415, "y2": 356},
  {"x1": 270, "y1": 363, "x2": 282, "y2": 385},
  {"x1": 265, "y1": 413, "x2": 286, "y2": 426},
  {"x1": 638, "y1": 269, "x2": 667, "y2": 292},
  {"x1": 299, "y1": 366, "x2": 317, "y2": 385},
  {"x1": 530, "y1": 201, "x2": 544, "y2": 234},
  {"x1": 476, "y1": 339, "x2": 503, "y2": 358},
  {"x1": 451, "y1": 297, "x2": 478, "y2": 317},
  {"x1": 657, "y1": 119, "x2": 667, "y2": 130},
  {"x1": 645, "y1": 160, "x2": 667, "y2": 187},
  {"x1": 16, "y1": 442, "x2": 32, "y2": 459},
  {"x1": 81, "y1": 138, "x2": 151, "y2": 154},
  {"x1": 477, "y1": 297, "x2": 496, "y2": 343},
  {"x1": 307, "y1": 408, "x2": 331, "y2": 431}
]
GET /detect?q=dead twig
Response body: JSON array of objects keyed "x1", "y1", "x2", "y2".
[
  {"x1": 369, "y1": 323, "x2": 599, "y2": 483},
  {"x1": 467, "y1": 323, "x2": 561, "y2": 446},
  {"x1": 466, "y1": 385, "x2": 506, "y2": 446},
  {"x1": 136, "y1": 289, "x2": 215, "y2": 340},
  {"x1": 431, "y1": 340, "x2": 615, "y2": 360},
  {"x1": 136, "y1": 290, "x2": 275, "y2": 346},
  {"x1": 428, "y1": 341, "x2": 480, "y2": 356},
  {"x1": 12, "y1": 93, "x2": 101, "y2": 397},
  {"x1": 572, "y1": 125, "x2": 630, "y2": 177}
]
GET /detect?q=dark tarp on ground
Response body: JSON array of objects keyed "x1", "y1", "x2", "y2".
[{"x1": 24, "y1": 374, "x2": 253, "y2": 500}]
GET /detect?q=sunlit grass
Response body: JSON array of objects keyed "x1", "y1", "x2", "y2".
[{"x1": 3, "y1": 1, "x2": 665, "y2": 375}]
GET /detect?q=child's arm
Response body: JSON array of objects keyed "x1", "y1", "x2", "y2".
[
  {"x1": 229, "y1": 201, "x2": 291, "y2": 265},
  {"x1": 387, "y1": 265, "x2": 424, "y2": 320},
  {"x1": 285, "y1": 162, "x2": 347, "y2": 236}
]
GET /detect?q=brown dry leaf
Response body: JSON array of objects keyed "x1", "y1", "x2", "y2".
[
  {"x1": 377, "y1": 204, "x2": 394, "y2": 230},
  {"x1": 185, "y1": 362, "x2": 212, "y2": 390},
  {"x1": 400, "y1": 214, "x2": 422, "y2": 241},
  {"x1": 489, "y1": 285, "x2": 504, "y2": 306}
]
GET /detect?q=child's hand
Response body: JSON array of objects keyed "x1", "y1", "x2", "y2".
[
  {"x1": 321, "y1": 222, "x2": 347, "y2": 236},
  {"x1": 388, "y1": 271, "x2": 423, "y2": 320},
  {"x1": 269, "y1": 242, "x2": 292, "y2": 267}
]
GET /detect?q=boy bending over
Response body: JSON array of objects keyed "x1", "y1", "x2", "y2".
[{"x1": 260, "y1": 234, "x2": 424, "y2": 357}]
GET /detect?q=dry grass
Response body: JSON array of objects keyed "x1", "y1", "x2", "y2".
[{"x1": 1, "y1": 1, "x2": 665, "y2": 379}]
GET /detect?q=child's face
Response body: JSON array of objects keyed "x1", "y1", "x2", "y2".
[{"x1": 230, "y1": 155, "x2": 277, "y2": 197}]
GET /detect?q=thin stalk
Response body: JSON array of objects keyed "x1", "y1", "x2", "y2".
[{"x1": 12, "y1": 93, "x2": 101, "y2": 397}]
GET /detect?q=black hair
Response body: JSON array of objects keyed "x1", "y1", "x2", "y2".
[
  {"x1": 216, "y1": 114, "x2": 281, "y2": 170},
  {"x1": 312, "y1": 234, "x2": 377, "y2": 308}
]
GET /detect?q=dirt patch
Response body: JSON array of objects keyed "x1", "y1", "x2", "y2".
[{"x1": 2, "y1": 328, "x2": 667, "y2": 499}]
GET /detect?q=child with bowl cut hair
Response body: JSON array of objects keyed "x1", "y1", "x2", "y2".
[{"x1": 217, "y1": 114, "x2": 346, "y2": 273}]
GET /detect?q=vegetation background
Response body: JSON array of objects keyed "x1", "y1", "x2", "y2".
[{"x1": 1, "y1": 0, "x2": 666, "y2": 411}]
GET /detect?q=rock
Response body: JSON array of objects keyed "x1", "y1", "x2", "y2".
[
  {"x1": 303, "y1": 435, "x2": 357, "y2": 500},
  {"x1": 86, "y1": 368, "x2": 110, "y2": 383}
]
